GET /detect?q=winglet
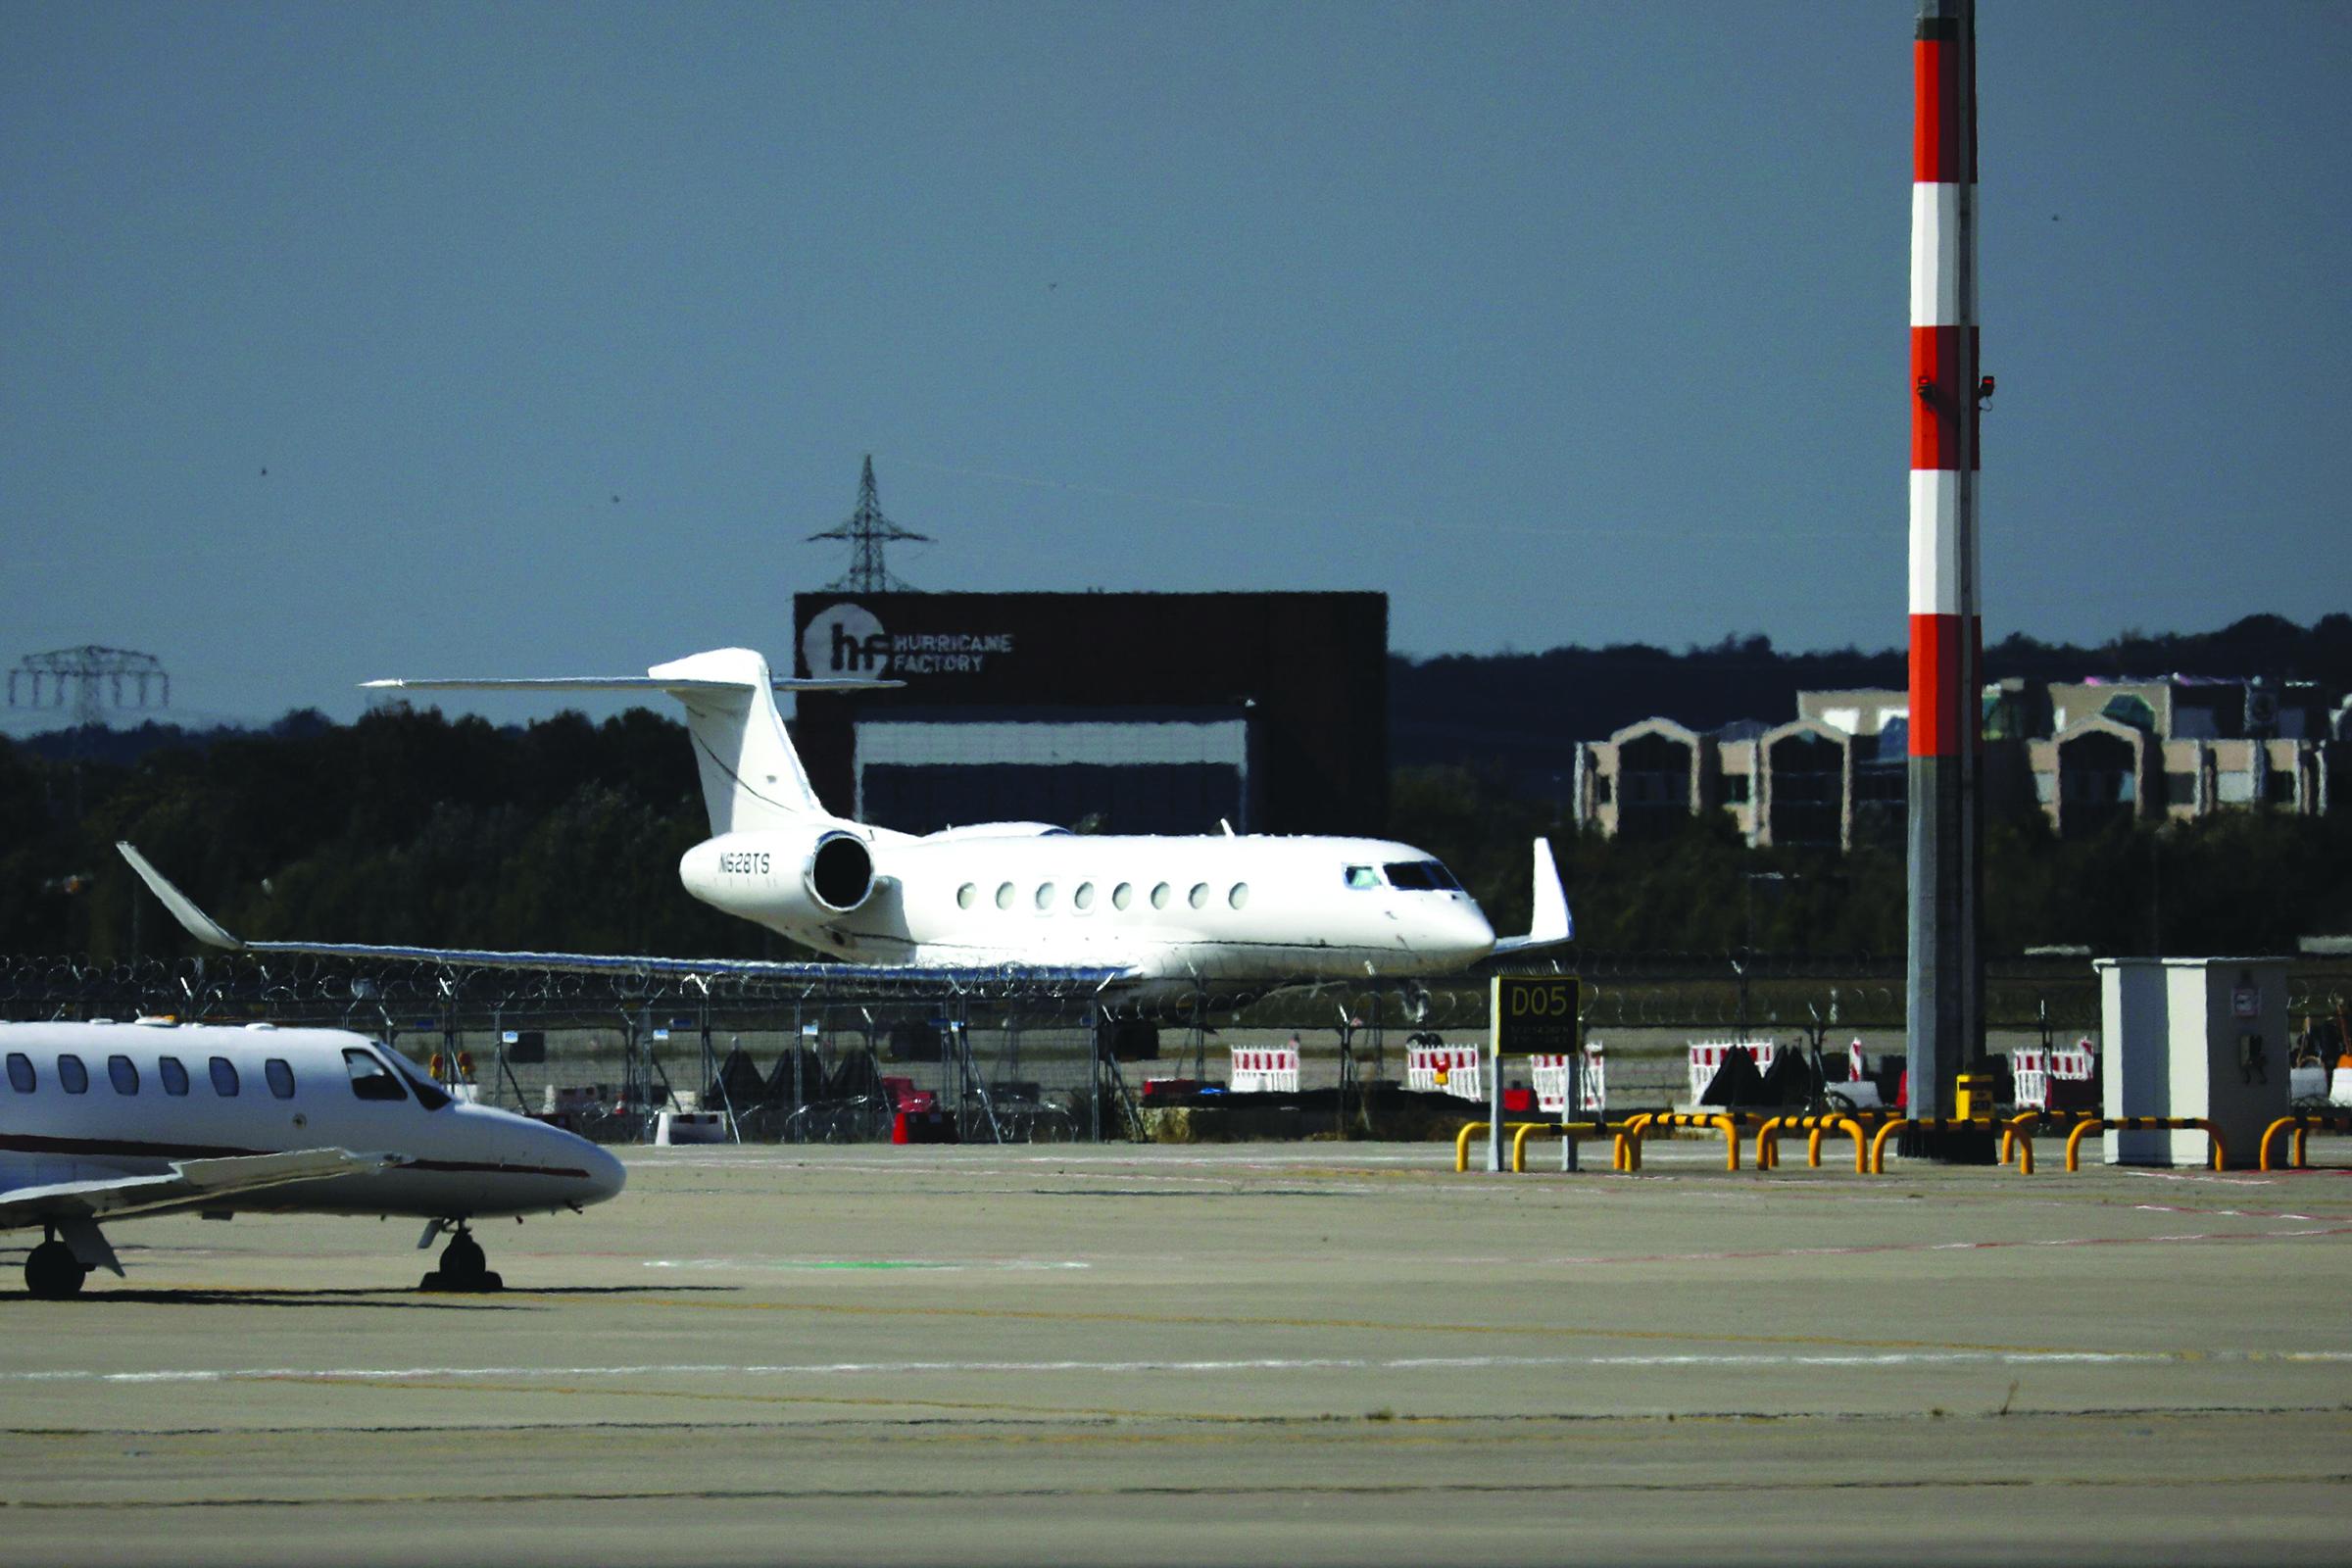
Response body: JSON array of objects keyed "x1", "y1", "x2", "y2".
[
  {"x1": 1493, "y1": 837, "x2": 1572, "y2": 956},
  {"x1": 115, "y1": 843, "x2": 244, "y2": 951}
]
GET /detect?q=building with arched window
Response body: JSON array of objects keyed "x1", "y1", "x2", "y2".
[{"x1": 1574, "y1": 675, "x2": 2341, "y2": 845}]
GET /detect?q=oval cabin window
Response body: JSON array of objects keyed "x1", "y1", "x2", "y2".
[
  {"x1": 1228, "y1": 883, "x2": 1250, "y2": 909},
  {"x1": 1188, "y1": 883, "x2": 1209, "y2": 909},
  {"x1": 957, "y1": 884, "x2": 977, "y2": 910},
  {"x1": 1074, "y1": 882, "x2": 1096, "y2": 910},
  {"x1": 1150, "y1": 883, "x2": 1171, "y2": 909},
  {"x1": 1112, "y1": 883, "x2": 1134, "y2": 910}
]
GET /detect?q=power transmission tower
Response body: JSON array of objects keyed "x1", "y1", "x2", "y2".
[
  {"x1": 807, "y1": 455, "x2": 929, "y2": 593},
  {"x1": 8, "y1": 646, "x2": 170, "y2": 728}
]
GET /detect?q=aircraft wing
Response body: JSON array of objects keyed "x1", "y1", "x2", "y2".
[
  {"x1": 0, "y1": 1148, "x2": 401, "y2": 1232},
  {"x1": 1492, "y1": 837, "x2": 1574, "y2": 956},
  {"x1": 117, "y1": 843, "x2": 1137, "y2": 992}
]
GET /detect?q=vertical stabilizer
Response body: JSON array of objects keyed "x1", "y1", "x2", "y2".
[{"x1": 648, "y1": 649, "x2": 827, "y2": 833}]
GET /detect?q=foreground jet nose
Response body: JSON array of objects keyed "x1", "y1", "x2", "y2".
[{"x1": 576, "y1": 1140, "x2": 628, "y2": 1206}]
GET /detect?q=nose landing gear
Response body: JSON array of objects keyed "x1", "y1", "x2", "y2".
[
  {"x1": 418, "y1": 1222, "x2": 504, "y2": 1293},
  {"x1": 24, "y1": 1229, "x2": 88, "y2": 1299}
]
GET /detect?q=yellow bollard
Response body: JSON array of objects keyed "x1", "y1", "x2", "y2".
[
  {"x1": 1834, "y1": 1116, "x2": 1868, "y2": 1173},
  {"x1": 1869, "y1": 1118, "x2": 1909, "y2": 1175}
]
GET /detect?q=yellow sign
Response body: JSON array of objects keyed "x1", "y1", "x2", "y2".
[{"x1": 1491, "y1": 974, "x2": 1581, "y2": 1055}]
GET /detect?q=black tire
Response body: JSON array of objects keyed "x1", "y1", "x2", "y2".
[
  {"x1": 441, "y1": 1232, "x2": 488, "y2": 1283},
  {"x1": 24, "y1": 1240, "x2": 86, "y2": 1299}
]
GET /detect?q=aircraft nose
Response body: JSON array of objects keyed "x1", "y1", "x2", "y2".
[
  {"x1": 1445, "y1": 899, "x2": 1497, "y2": 962},
  {"x1": 577, "y1": 1140, "x2": 627, "y2": 1206}
]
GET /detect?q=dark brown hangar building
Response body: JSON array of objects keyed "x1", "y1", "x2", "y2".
[{"x1": 789, "y1": 592, "x2": 1387, "y2": 838}]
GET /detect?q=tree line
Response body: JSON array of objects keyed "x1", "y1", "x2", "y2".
[
  {"x1": 1392, "y1": 612, "x2": 2352, "y2": 791},
  {"x1": 2, "y1": 613, "x2": 2344, "y2": 963}
]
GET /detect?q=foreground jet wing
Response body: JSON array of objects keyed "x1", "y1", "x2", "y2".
[
  {"x1": 117, "y1": 843, "x2": 1135, "y2": 992},
  {"x1": 0, "y1": 1149, "x2": 400, "y2": 1232},
  {"x1": 1491, "y1": 837, "x2": 1574, "y2": 956}
]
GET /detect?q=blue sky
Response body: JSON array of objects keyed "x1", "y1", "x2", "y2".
[{"x1": 2, "y1": 1, "x2": 2344, "y2": 728}]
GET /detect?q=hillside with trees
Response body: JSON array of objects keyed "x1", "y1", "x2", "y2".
[{"x1": 2, "y1": 614, "x2": 2344, "y2": 965}]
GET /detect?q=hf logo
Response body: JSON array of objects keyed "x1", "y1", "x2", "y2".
[{"x1": 802, "y1": 603, "x2": 891, "y2": 678}]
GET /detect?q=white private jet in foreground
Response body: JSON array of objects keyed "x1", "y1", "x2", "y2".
[
  {"x1": 0, "y1": 1019, "x2": 625, "y2": 1298},
  {"x1": 120, "y1": 647, "x2": 1569, "y2": 1004}
]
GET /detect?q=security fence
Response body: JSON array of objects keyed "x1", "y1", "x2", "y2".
[{"x1": 3, "y1": 950, "x2": 2343, "y2": 1144}]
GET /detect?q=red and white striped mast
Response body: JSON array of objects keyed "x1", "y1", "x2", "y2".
[{"x1": 1906, "y1": 0, "x2": 1985, "y2": 1124}]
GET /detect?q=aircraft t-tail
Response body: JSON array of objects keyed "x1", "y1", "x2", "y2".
[
  {"x1": 0, "y1": 1019, "x2": 624, "y2": 1298},
  {"x1": 120, "y1": 647, "x2": 1570, "y2": 1004}
]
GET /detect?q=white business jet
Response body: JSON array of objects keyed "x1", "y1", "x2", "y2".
[
  {"x1": 0, "y1": 1018, "x2": 625, "y2": 1298},
  {"x1": 120, "y1": 647, "x2": 1569, "y2": 1003}
]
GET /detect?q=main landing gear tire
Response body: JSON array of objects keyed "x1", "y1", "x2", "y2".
[
  {"x1": 24, "y1": 1238, "x2": 88, "y2": 1299},
  {"x1": 418, "y1": 1224, "x2": 504, "y2": 1294}
]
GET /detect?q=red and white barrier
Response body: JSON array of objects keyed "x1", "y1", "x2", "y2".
[
  {"x1": 1687, "y1": 1040, "x2": 1779, "y2": 1106},
  {"x1": 1531, "y1": 1044, "x2": 1606, "y2": 1116},
  {"x1": 2011, "y1": 1038, "x2": 2096, "y2": 1110},
  {"x1": 1229, "y1": 1044, "x2": 1299, "y2": 1094},
  {"x1": 1406, "y1": 1043, "x2": 1484, "y2": 1102}
]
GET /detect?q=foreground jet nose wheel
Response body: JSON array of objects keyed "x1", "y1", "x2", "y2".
[
  {"x1": 418, "y1": 1223, "x2": 504, "y2": 1294},
  {"x1": 24, "y1": 1237, "x2": 88, "y2": 1299}
]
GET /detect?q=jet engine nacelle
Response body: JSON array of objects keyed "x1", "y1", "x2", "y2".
[{"x1": 679, "y1": 827, "x2": 876, "y2": 926}]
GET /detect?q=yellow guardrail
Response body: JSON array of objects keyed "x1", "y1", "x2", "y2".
[
  {"x1": 1631, "y1": 1110, "x2": 1747, "y2": 1171},
  {"x1": 1508, "y1": 1119, "x2": 1643, "y2": 1172},
  {"x1": 1865, "y1": 1115, "x2": 2012, "y2": 1174},
  {"x1": 2000, "y1": 1110, "x2": 2098, "y2": 1174},
  {"x1": 1754, "y1": 1112, "x2": 1878, "y2": 1174},
  {"x1": 1454, "y1": 1104, "x2": 2258, "y2": 1176},
  {"x1": 2062, "y1": 1116, "x2": 2226, "y2": 1172},
  {"x1": 1456, "y1": 1121, "x2": 1550, "y2": 1172},
  {"x1": 2258, "y1": 1112, "x2": 2352, "y2": 1172}
]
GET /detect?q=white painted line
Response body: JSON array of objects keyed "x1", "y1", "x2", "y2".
[
  {"x1": 642, "y1": 1258, "x2": 1089, "y2": 1272},
  {"x1": 9, "y1": 1348, "x2": 2350, "y2": 1387}
]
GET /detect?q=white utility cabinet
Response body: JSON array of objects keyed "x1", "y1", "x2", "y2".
[{"x1": 2093, "y1": 957, "x2": 2290, "y2": 1168}]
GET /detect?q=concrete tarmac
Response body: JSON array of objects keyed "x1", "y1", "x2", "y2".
[{"x1": 2, "y1": 1139, "x2": 2348, "y2": 1566}]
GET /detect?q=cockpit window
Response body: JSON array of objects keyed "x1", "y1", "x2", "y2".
[
  {"x1": 1383, "y1": 860, "x2": 1462, "y2": 892},
  {"x1": 343, "y1": 1048, "x2": 410, "y2": 1103},
  {"x1": 383, "y1": 1050, "x2": 453, "y2": 1111},
  {"x1": 1344, "y1": 865, "x2": 1380, "y2": 890}
]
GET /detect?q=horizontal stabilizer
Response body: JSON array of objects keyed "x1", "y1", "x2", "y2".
[{"x1": 362, "y1": 675, "x2": 900, "y2": 694}]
